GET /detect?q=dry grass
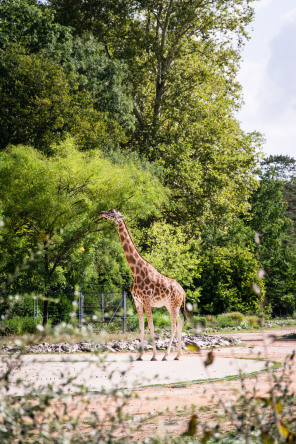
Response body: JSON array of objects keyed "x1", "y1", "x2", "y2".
[{"x1": 0, "y1": 331, "x2": 141, "y2": 347}]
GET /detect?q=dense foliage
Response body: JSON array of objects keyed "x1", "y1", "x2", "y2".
[
  {"x1": 0, "y1": 140, "x2": 167, "y2": 323},
  {"x1": 0, "y1": 0, "x2": 295, "y2": 322}
]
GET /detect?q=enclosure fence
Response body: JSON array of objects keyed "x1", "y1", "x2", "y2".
[
  {"x1": 78, "y1": 289, "x2": 128, "y2": 333},
  {"x1": 32, "y1": 287, "x2": 131, "y2": 333}
]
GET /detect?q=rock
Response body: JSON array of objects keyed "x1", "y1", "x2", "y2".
[
  {"x1": 104, "y1": 345, "x2": 116, "y2": 353},
  {"x1": 155, "y1": 339, "x2": 166, "y2": 350},
  {"x1": 113, "y1": 341, "x2": 128, "y2": 351},
  {"x1": 78, "y1": 342, "x2": 93, "y2": 352},
  {"x1": 1, "y1": 330, "x2": 243, "y2": 355}
]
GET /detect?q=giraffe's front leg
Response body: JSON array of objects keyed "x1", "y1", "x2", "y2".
[
  {"x1": 135, "y1": 302, "x2": 145, "y2": 361},
  {"x1": 144, "y1": 304, "x2": 157, "y2": 361}
]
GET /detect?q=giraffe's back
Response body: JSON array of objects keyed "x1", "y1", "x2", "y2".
[{"x1": 131, "y1": 270, "x2": 185, "y2": 308}]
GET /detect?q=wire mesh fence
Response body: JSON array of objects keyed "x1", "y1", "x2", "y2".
[
  {"x1": 30, "y1": 286, "x2": 133, "y2": 332},
  {"x1": 7, "y1": 285, "x2": 295, "y2": 335},
  {"x1": 78, "y1": 288, "x2": 129, "y2": 333}
]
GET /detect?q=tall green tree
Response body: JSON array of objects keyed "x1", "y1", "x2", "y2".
[
  {"x1": 0, "y1": 140, "x2": 168, "y2": 324},
  {"x1": 249, "y1": 161, "x2": 295, "y2": 314},
  {"x1": 50, "y1": 0, "x2": 255, "y2": 135},
  {"x1": 134, "y1": 221, "x2": 201, "y2": 301},
  {"x1": 49, "y1": 0, "x2": 260, "y2": 229},
  {"x1": 260, "y1": 155, "x2": 296, "y2": 240},
  {"x1": 196, "y1": 246, "x2": 261, "y2": 314},
  {"x1": 0, "y1": 45, "x2": 125, "y2": 152},
  {"x1": 0, "y1": 0, "x2": 135, "y2": 133},
  {"x1": 46, "y1": 34, "x2": 135, "y2": 131},
  {"x1": 0, "y1": 0, "x2": 70, "y2": 52}
]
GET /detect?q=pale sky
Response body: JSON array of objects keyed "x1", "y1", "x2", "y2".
[{"x1": 237, "y1": 0, "x2": 296, "y2": 158}]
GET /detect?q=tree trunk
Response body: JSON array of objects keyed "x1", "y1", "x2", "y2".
[
  {"x1": 43, "y1": 294, "x2": 49, "y2": 327},
  {"x1": 43, "y1": 251, "x2": 50, "y2": 327}
]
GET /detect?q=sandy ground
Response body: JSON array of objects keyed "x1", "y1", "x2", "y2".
[
  {"x1": 2, "y1": 327, "x2": 296, "y2": 440},
  {"x1": 126, "y1": 327, "x2": 296, "y2": 410},
  {"x1": 3, "y1": 349, "x2": 267, "y2": 396},
  {"x1": 121, "y1": 327, "x2": 296, "y2": 438}
]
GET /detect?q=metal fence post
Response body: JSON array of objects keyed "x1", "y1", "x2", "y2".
[
  {"x1": 123, "y1": 291, "x2": 127, "y2": 334},
  {"x1": 78, "y1": 290, "x2": 84, "y2": 326},
  {"x1": 33, "y1": 292, "x2": 39, "y2": 323},
  {"x1": 101, "y1": 293, "x2": 104, "y2": 327}
]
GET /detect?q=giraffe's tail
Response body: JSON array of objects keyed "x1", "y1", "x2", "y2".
[{"x1": 182, "y1": 292, "x2": 187, "y2": 322}]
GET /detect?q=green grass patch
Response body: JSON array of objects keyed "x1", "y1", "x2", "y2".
[{"x1": 0, "y1": 316, "x2": 45, "y2": 335}]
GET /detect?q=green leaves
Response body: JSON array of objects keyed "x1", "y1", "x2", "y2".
[
  {"x1": 1, "y1": 0, "x2": 294, "y2": 320},
  {"x1": 0, "y1": 45, "x2": 127, "y2": 153},
  {"x1": 134, "y1": 221, "x2": 201, "y2": 299},
  {"x1": 250, "y1": 160, "x2": 296, "y2": 315},
  {"x1": 47, "y1": 0, "x2": 260, "y2": 229},
  {"x1": 0, "y1": 140, "x2": 168, "y2": 311},
  {"x1": 197, "y1": 246, "x2": 261, "y2": 314}
]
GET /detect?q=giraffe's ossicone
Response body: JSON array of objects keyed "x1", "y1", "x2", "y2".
[{"x1": 99, "y1": 209, "x2": 186, "y2": 361}]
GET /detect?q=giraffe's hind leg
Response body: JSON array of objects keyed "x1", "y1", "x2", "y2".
[
  {"x1": 162, "y1": 307, "x2": 178, "y2": 361},
  {"x1": 174, "y1": 314, "x2": 183, "y2": 360},
  {"x1": 134, "y1": 302, "x2": 145, "y2": 360}
]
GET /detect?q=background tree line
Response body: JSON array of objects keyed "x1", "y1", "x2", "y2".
[{"x1": 0, "y1": 0, "x2": 295, "y2": 325}]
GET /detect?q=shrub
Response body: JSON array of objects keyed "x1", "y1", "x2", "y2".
[
  {"x1": 196, "y1": 247, "x2": 262, "y2": 314},
  {"x1": 8, "y1": 294, "x2": 41, "y2": 318},
  {"x1": 225, "y1": 311, "x2": 245, "y2": 323},
  {"x1": 245, "y1": 315, "x2": 260, "y2": 327},
  {"x1": 216, "y1": 312, "x2": 245, "y2": 328},
  {"x1": 216, "y1": 314, "x2": 237, "y2": 328},
  {"x1": 205, "y1": 315, "x2": 218, "y2": 327},
  {"x1": 0, "y1": 316, "x2": 44, "y2": 335},
  {"x1": 153, "y1": 313, "x2": 171, "y2": 328},
  {"x1": 48, "y1": 293, "x2": 73, "y2": 325},
  {"x1": 126, "y1": 317, "x2": 140, "y2": 331},
  {"x1": 193, "y1": 316, "x2": 207, "y2": 328}
]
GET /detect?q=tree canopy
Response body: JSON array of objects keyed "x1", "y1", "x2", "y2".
[
  {"x1": 0, "y1": 140, "x2": 168, "y2": 322},
  {"x1": 0, "y1": 0, "x2": 295, "y2": 321}
]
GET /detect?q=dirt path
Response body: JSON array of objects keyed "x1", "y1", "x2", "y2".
[
  {"x1": 42, "y1": 327, "x2": 296, "y2": 440},
  {"x1": 121, "y1": 327, "x2": 296, "y2": 438}
]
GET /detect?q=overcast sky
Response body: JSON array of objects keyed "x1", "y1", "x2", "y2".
[{"x1": 237, "y1": 0, "x2": 296, "y2": 158}]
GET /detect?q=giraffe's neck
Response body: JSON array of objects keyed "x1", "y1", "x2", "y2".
[{"x1": 117, "y1": 220, "x2": 147, "y2": 277}]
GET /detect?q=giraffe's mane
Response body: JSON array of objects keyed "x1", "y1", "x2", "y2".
[
  {"x1": 122, "y1": 221, "x2": 172, "y2": 279},
  {"x1": 122, "y1": 221, "x2": 149, "y2": 264}
]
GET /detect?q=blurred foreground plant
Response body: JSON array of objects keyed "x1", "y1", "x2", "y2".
[{"x1": 0, "y1": 297, "x2": 152, "y2": 443}]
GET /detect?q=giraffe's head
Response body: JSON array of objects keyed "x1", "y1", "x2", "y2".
[{"x1": 99, "y1": 209, "x2": 126, "y2": 224}]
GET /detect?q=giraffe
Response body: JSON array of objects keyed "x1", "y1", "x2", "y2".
[{"x1": 99, "y1": 209, "x2": 186, "y2": 361}]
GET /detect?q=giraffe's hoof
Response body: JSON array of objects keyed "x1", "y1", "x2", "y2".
[
  {"x1": 151, "y1": 357, "x2": 157, "y2": 361},
  {"x1": 162, "y1": 356, "x2": 168, "y2": 361},
  {"x1": 136, "y1": 356, "x2": 143, "y2": 361},
  {"x1": 174, "y1": 356, "x2": 180, "y2": 361}
]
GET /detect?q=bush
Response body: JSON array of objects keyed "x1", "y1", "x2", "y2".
[
  {"x1": 245, "y1": 315, "x2": 260, "y2": 328},
  {"x1": 48, "y1": 292, "x2": 73, "y2": 325},
  {"x1": 126, "y1": 317, "x2": 139, "y2": 331},
  {"x1": 216, "y1": 312, "x2": 245, "y2": 328},
  {"x1": 196, "y1": 247, "x2": 262, "y2": 314},
  {"x1": 193, "y1": 316, "x2": 207, "y2": 328},
  {"x1": 0, "y1": 316, "x2": 44, "y2": 335},
  {"x1": 216, "y1": 314, "x2": 237, "y2": 328},
  {"x1": 8, "y1": 294, "x2": 41, "y2": 318},
  {"x1": 225, "y1": 311, "x2": 245, "y2": 323},
  {"x1": 153, "y1": 313, "x2": 171, "y2": 328},
  {"x1": 205, "y1": 315, "x2": 218, "y2": 327}
]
